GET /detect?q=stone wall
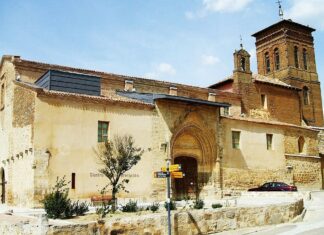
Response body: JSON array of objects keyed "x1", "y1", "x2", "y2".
[
  {"x1": 0, "y1": 199, "x2": 304, "y2": 235},
  {"x1": 222, "y1": 168, "x2": 292, "y2": 191},
  {"x1": 286, "y1": 155, "x2": 322, "y2": 189}
]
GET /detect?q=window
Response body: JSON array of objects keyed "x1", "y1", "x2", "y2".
[
  {"x1": 98, "y1": 121, "x2": 109, "y2": 142},
  {"x1": 294, "y1": 46, "x2": 299, "y2": 68},
  {"x1": 303, "y1": 87, "x2": 310, "y2": 105},
  {"x1": 298, "y1": 136, "x2": 305, "y2": 153},
  {"x1": 71, "y1": 173, "x2": 76, "y2": 189},
  {"x1": 303, "y1": 48, "x2": 308, "y2": 70},
  {"x1": 261, "y1": 94, "x2": 267, "y2": 109},
  {"x1": 265, "y1": 52, "x2": 270, "y2": 73},
  {"x1": 266, "y1": 134, "x2": 273, "y2": 150},
  {"x1": 221, "y1": 107, "x2": 230, "y2": 116},
  {"x1": 0, "y1": 83, "x2": 4, "y2": 109},
  {"x1": 232, "y1": 131, "x2": 240, "y2": 149},
  {"x1": 274, "y1": 48, "x2": 280, "y2": 70},
  {"x1": 240, "y1": 57, "x2": 246, "y2": 71}
]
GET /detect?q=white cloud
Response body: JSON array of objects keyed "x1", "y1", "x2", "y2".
[
  {"x1": 202, "y1": 0, "x2": 254, "y2": 13},
  {"x1": 144, "y1": 62, "x2": 176, "y2": 79},
  {"x1": 286, "y1": 0, "x2": 324, "y2": 29},
  {"x1": 201, "y1": 55, "x2": 220, "y2": 65},
  {"x1": 157, "y1": 63, "x2": 176, "y2": 75},
  {"x1": 185, "y1": 0, "x2": 254, "y2": 19}
]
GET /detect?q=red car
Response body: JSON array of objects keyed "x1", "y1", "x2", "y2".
[{"x1": 248, "y1": 182, "x2": 297, "y2": 191}]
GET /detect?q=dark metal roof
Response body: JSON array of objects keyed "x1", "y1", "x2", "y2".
[
  {"x1": 35, "y1": 70, "x2": 101, "y2": 96},
  {"x1": 116, "y1": 91, "x2": 231, "y2": 108},
  {"x1": 252, "y1": 19, "x2": 315, "y2": 37}
]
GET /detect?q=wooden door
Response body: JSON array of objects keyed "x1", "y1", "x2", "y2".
[{"x1": 174, "y1": 157, "x2": 198, "y2": 200}]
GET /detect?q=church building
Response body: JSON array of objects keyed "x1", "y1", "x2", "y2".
[{"x1": 1, "y1": 19, "x2": 324, "y2": 207}]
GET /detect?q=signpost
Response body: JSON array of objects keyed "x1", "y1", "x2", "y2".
[
  {"x1": 161, "y1": 164, "x2": 181, "y2": 172},
  {"x1": 166, "y1": 159, "x2": 171, "y2": 235},
  {"x1": 171, "y1": 171, "x2": 185, "y2": 178},
  {"x1": 154, "y1": 171, "x2": 168, "y2": 178},
  {"x1": 154, "y1": 162, "x2": 184, "y2": 235}
]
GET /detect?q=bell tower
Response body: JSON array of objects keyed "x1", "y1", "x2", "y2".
[
  {"x1": 252, "y1": 19, "x2": 323, "y2": 127},
  {"x1": 232, "y1": 46, "x2": 252, "y2": 93}
]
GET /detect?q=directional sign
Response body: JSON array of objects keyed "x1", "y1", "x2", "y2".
[
  {"x1": 161, "y1": 164, "x2": 181, "y2": 172},
  {"x1": 154, "y1": 171, "x2": 168, "y2": 178},
  {"x1": 171, "y1": 172, "x2": 185, "y2": 179}
]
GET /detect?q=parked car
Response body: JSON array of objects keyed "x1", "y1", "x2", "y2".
[{"x1": 248, "y1": 182, "x2": 297, "y2": 192}]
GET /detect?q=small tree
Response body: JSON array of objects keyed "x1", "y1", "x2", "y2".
[{"x1": 96, "y1": 135, "x2": 143, "y2": 212}]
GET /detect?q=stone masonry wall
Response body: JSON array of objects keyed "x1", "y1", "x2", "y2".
[
  {"x1": 0, "y1": 199, "x2": 304, "y2": 235},
  {"x1": 286, "y1": 155, "x2": 322, "y2": 189},
  {"x1": 222, "y1": 168, "x2": 292, "y2": 191}
]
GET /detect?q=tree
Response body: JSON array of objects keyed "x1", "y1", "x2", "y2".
[{"x1": 96, "y1": 135, "x2": 143, "y2": 212}]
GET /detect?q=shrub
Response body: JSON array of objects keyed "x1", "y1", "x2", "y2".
[
  {"x1": 43, "y1": 177, "x2": 71, "y2": 219},
  {"x1": 149, "y1": 202, "x2": 160, "y2": 212},
  {"x1": 212, "y1": 203, "x2": 223, "y2": 209},
  {"x1": 71, "y1": 200, "x2": 90, "y2": 216},
  {"x1": 164, "y1": 200, "x2": 176, "y2": 211},
  {"x1": 43, "y1": 177, "x2": 89, "y2": 219},
  {"x1": 122, "y1": 200, "x2": 138, "y2": 212},
  {"x1": 193, "y1": 199, "x2": 204, "y2": 209}
]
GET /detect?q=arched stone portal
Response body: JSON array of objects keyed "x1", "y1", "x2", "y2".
[
  {"x1": 0, "y1": 168, "x2": 5, "y2": 204},
  {"x1": 174, "y1": 156, "x2": 198, "y2": 199},
  {"x1": 171, "y1": 123, "x2": 215, "y2": 199}
]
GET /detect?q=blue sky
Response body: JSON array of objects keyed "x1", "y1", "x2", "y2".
[{"x1": 1, "y1": 0, "x2": 324, "y2": 90}]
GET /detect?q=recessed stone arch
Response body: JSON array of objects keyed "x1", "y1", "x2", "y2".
[{"x1": 170, "y1": 122, "x2": 216, "y2": 198}]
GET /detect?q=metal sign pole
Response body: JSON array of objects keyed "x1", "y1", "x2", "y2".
[{"x1": 166, "y1": 159, "x2": 171, "y2": 235}]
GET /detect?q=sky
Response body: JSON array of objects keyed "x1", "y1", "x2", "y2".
[{"x1": 1, "y1": 0, "x2": 324, "y2": 90}]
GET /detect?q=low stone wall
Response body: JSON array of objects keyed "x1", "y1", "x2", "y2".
[
  {"x1": 0, "y1": 198, "x2": 303, "y2": 235},
  {"x1": 101, "y1": 199, "x2": 303, "y2": 235}
]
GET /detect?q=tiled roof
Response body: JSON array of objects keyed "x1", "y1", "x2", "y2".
[
  {"x1": 14, "y1": 80, "x2": 154, "y2": 107},
  {"x1": 12, "y1": 56, "x2": 234, "y2": 95},
  {"x1": 208, "y1": 77, "x2": 233, "y2": 88},
  {"x1": 209, "y1": 74, "x2": 300, "y2": 91},
  {"x1": 223, "y1": 116, "x2": 317, "y2": 132},
  {"x1": 252, "y1": 74, "x2": 300, "y2": 90}
]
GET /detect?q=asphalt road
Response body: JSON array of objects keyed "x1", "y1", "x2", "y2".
[{"x1": 217, "y1": 191, "x2": 324, "y2": 235}]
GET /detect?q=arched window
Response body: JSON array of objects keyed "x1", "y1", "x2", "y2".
[
  {"x1": 298, "y1": 136, "x2": 305, "y2": 153},
  {"x1": 274, "y1": 48, "x2": 280, "y2": 70},
  {"x1": 294, "y1": 46, "x2": 299, "y2": 68},
  {"x1": 303, "y1": 86, "x2": 310, "y2": 105},
  {"x1": 240, "y1": 57, "x2": 246, "y2": 71},
  {"x1": 303, "y1": 48, "x2": 308, "y2": 70},
  {"x1": 265, "y1": 52, "x2": 270, "y2": 73}
]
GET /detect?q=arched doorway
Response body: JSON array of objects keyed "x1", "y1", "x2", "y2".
[
  {"x1": 0, "y1": 168, "x2": 5, "y2": 203},
  {"x1": 174, "y1": 156, "x2": 198, "y2": 199}
]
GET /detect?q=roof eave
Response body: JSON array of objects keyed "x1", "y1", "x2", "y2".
[{"x1": 252, "y1": 19, "x2": 316, "y2": 38}]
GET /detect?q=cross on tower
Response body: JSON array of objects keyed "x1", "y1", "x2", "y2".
[
  {"x1": 276, "y1": 0, "x2": 284, "y2": 20},
  {"x1": 240, "y1": 35, "x2": 243, "y2": 49}
]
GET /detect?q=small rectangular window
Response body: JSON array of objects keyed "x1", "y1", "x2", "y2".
[
  {"x1": 71, "y1": 173, "x2": 76, "y2": 189},
  {"x1": 221, "y1": 107, "x2": 230, "y2": 116},
  {"x1": 98, "y1": 121, "x2": 109, "y2": 142},
  {"x1": 266, "y1": 134, "x2": 273, "y2": 150},
  {"x1": 232, "y1": 131, "x2": 240, "y2": 149},
  {"x1": 261, "y1": 94, "x2": 267, "y2": 109}
]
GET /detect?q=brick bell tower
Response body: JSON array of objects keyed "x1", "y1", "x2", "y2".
[{"x1": 252, "y1": 19, "x2": 324, "y2": 127}]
